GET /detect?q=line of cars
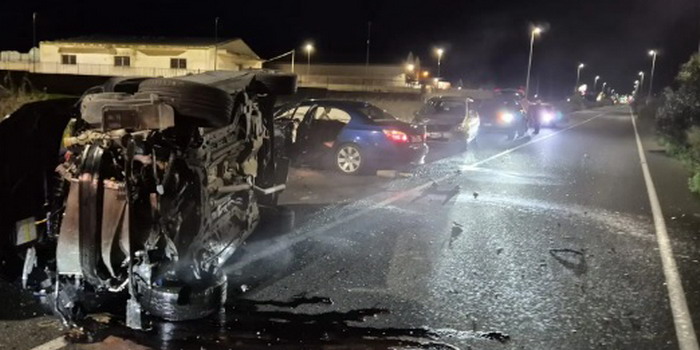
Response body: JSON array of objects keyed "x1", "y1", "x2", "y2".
[{"x1": 274, "y1": 90, "x2": 565, "y2": 175}]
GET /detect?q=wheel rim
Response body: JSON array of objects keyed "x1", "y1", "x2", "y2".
[{"x1": 337, "y1": 146, "x2": 361, "y2": 173}]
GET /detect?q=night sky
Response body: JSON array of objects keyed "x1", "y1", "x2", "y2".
[{"x1": 1, "y1": 0, "x2": 699, "y2": 99}]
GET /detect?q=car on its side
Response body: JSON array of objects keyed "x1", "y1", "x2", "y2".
[
  {"x1": 476, "y1": 96, "x2": 529, "y2": 139},
  {"x1": 413, "y1": 95, "x2": 480, "y2": 151},
  {"x1": 274, "y1": 100, "x2": 428, "y2": 175}
]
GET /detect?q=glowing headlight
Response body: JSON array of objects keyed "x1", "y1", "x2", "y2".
[
  {"x1": 541, "y1": 111, "x2": 554, "y2": 123},
  {"x1": 500, "y1": 112, "x2": 514, "y2": 123}
]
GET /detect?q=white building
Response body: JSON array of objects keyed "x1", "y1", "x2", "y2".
[{"x1": 0, "y1": 36, "x2": 263, "y2": 77}]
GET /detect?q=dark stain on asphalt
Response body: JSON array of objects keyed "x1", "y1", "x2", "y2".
[
  {"x1": 549, "y1": 248, "x2": 587, "y2": 276},
  {"x1": 449, "y1": 222, "x2": 463, "y2": 248},
  {"x1": 61, "y1": 295, "x2": 509, "y2": 350}
]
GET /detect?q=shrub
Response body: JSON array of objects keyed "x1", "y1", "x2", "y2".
[
  {"x1": 656, "y1": 54, "x2": 700, "y2": 193},
  {"x1": 0, "y1": 73, "x2": 50, "y2": 118}
]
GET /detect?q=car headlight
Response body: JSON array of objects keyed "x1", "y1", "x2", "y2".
[
  {"x1": 541, "y1": 111, "x2": 554, "y2": 123},
  {"x1": 499, "y1": 111, "x2": 514, "y2": 124}
]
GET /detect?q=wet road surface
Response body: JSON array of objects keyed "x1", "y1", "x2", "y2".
[{"x1": 4, "y1": 105, "x2": 700, "y2": 349}]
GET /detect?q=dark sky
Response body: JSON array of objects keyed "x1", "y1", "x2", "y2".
[{"x1": 1, "y1": 0, "x2": 698, "y2": 98}]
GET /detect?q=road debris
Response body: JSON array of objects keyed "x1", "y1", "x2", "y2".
[
  {"x1": 376, "y1": 170, "x2": 398, "y2": 178},
  {"x1": 479, "y1": 331, "x2": 511, "y2": 343}
]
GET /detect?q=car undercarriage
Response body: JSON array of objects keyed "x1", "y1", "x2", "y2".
[{"x1": 0, "y1": 71, "x2": 296, "y2": 329}]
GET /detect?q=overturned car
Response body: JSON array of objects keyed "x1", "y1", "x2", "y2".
[{"x1": 0, "y1": 71, "x2": 296, "y2": 328}]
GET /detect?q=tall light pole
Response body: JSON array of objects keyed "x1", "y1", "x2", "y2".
[
  {"x1": 32, "y1": 12, "x2": 37, "y2": 72},
  {"x1": 575, "y1": 63, "x2": 585, "y2": 93},
  {"x1": 435, "y1": 48, "x2": 444, "y2": 78},
  {"x1": 525, "y1": 26, "x2": 543, "y2": 99},
  {"x1": 648, "y1": 50, "x2": 658, "y2": 99},
  {"x1": 593, "y1": 75, "x2": 600, "y2": 92},
  {"x1": 602, "y1": 82, "x2": 607, "y2": 94},
  {"x1": 304, "y1": 43, "x2": 314, "y2": 77},
  {"x1": 638, "y1": 71, "x2": 645, "y2": 95},
  {"x1": 213, "y1": 17, "x2": 219, "y2": 70}
]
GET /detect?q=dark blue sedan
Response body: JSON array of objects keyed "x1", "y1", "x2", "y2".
[{"x1": 274, "y1": 100, "x2": 428, "y2": 175}]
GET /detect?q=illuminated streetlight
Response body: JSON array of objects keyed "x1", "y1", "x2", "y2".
[
  {"x1": 638, "y1": 71, "x2": 645, "y2": 94},
  {"x1": 525, "y1": 26, "x2": 544, "y2": 98},
  {"x1": 593, "y1": 75, "x2": 600, "y2": 92},
  {"x1": 648, "y1": 49, "x2": 658, "y2": 99},
  {"x1": 435, "y1": 48, "x2": 444, "y2": 77},
  {"x1": 602, "y1": 81, "x2": 607, "y2": 93},
  {"x1": 422, "y1": 70, "x2": 430, "y2": 78},
  {"x1": 406, "y1": 63, "x2": 415, "y2": 72},
  {"x1": 575, "y1": 63, "x2": 585, "y2": 93},
  {"x1": 304, "y1": 43, "x2": 314, "y2": 76}
]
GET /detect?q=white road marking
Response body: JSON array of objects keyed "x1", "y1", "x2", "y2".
[
  {"x1": 29, "y1": 336, "x2": 67, "y2": 350},
  {"x1": 231, "y1": 110, "x2": 604, "y2": 269},
  {"x1": 630, "y1": 110, "x2": 700, "y2": 350}
]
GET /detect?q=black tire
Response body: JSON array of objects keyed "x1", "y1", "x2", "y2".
[
  {"x1": 139, "y1": 269, "x2": 227, "y2": 321},
  {"x1": 255, "y1": 72, "x2": 297, "y2": 95},
  {"x1": 138, "y1": 78, "x2": 234, "y2": 128},
  {"x1": 335, "y1": 143, "x2": 364, "y2": 175}
]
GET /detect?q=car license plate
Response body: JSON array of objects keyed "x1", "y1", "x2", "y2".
[{"x1": 428, "y1": 132, "x2": 442, "y2": 139}]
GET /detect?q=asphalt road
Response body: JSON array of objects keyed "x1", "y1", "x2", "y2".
[{"x1": 4, "y1": 105, "x2": 700, "y2": 350}]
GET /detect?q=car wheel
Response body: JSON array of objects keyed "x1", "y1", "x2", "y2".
[
  {"x1": 138, "y1": 78, "x2": 234, "y2": 128},
  {"x1": 335, "y1": 144, "x2": 363, "y2": 175}
]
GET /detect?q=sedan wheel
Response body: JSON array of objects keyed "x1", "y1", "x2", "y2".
[{"x1": 336, "y1": 144, "x2": 362, "y2": 174}]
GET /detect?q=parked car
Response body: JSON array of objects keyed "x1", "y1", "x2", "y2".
[
  {"x1": 413, "y1": 95, "x2": 480, "y2": 151},
  {"x1": 275, "y1": 100, "x2": 428, "y2": 175},
  {"x1": 477, "y1": 97, "x2": 529, "y2": 139},
  {"x1": 0, "y1": 71, "x2": 297, "y2": 329}
]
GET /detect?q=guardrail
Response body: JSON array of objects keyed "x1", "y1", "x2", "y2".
[{"x1": 0, "y1": 61, "x2": 202, "y2": 77}]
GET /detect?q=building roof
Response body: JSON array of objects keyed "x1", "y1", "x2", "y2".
[{"x1": 45, "y1": 35, "x2": 240, "y2": 47}]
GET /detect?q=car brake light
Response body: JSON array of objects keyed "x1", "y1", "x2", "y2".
[{"x1": 383, "y1": 129, "x2": 409, "y2": 143}]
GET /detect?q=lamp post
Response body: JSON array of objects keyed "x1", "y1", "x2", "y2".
[
  {"x1": 435, "y1": 48, "x2": 444, "y2": 77},
  {"x1": 525, "y1": 26, "x2": 543, "y2": 99},
  {"x1": 648, "y1": 50, "x2": 658, "y2": 99},
  {"x1": 593, "y1": 75, "x2": 600, "y2": 92},
  {"x1": 32, "y1": 12, "x2": 37, "y2": 72},
  {"x1": 304, "y1": 43, "x2": 314, "y2": 77},
  {"x1": 575, "y1": 63, "x2": 585, "y2": 93},
  {"x1": 638, "y1": 71, "x2": 645, "y2": 96},
  {"x1": 213, "y1": 17, "x2": 219, "y2": 70},
  {"x1": 602, "y1": 82, "x2": 607, "y2": 94}
]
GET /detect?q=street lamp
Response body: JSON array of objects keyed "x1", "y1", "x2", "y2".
[
  {"x1": 213, "y1": 17, "x2": 220, "y2": 70},
  {"x1": 602, "y1": 82, "x2": 607, "y2": 93},
  {"x1": 638, "y1": 71, "x2": 645, "y2": 95},
  {"x1": 406, "y1": 63, "x2": 415, "y2": 72},
  {"x1": 304, "y1": 43, "x2": 314, "y2": 76},
  {"x1": 575, "y1": 63, "x2": 585, "y2": 93},
  {"x1": 525, "y1": 26, "x2": 543, "y2": 99},
  {"x1": 435, "y1": 48, "x2": 444, "y2": 77},
  {"x1": 648, "y1": 49, "x2": 658, "y2": 99},
  {"x1": 593, "y1": 75, "x2": 600, "y2": 92}
]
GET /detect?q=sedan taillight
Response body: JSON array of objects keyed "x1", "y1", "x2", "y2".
[{"x1": 383, "y1": 129, "x2": 409, "y2": 143}]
